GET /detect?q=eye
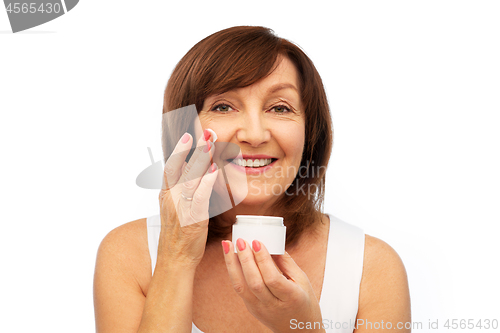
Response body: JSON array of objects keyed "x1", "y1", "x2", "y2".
[
  {"x1": 270, "y1": 105, "x2": 291, "y2": 114},
  {"x1": 211, "y1": 104, "x2": 234, "y2": 112}
]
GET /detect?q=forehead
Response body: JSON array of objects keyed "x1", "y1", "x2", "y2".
[
  {"x1": 266, "y1": 56, "x2": 300, "y2": 86},
  {"x1": 204, "y1": 56, "x2": 300, "y2": 101},
  {"x1": 240, "y1": 56, "x2": 300, "y2": 96}
]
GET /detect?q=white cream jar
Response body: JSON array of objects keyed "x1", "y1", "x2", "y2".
[{"x1": 232, "y1": 215, "x2": 286, "y2": 255}]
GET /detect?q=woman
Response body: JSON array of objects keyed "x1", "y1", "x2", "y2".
[{"x1": 93, "y1": 26, "x2": 411, "y2": 333}]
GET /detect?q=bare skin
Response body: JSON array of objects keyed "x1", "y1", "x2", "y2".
[
  {"x1": 93, "y1": 217, "x2": 411, "y2": 332},
  {"x1": 93, "y1": 57, "x2": 410, "y2": 332}
]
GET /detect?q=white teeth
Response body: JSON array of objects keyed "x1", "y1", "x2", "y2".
[{"x1": 232, "y1": 158, "x2": 273, "y2": 167}]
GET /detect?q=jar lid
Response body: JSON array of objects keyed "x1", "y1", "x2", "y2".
[{"x1": 235, "y1": 215, "x2": 284, "y2": 226}]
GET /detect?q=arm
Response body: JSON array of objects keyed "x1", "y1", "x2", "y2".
[
  {"x1": 94, "y1": 132, "x2": 218, "y2": 332},
  {"x1": 93, "y1": 220, "x2": 197, "y2": 333},
  {"x1": 93, "y1": 220, "x2": 147, "y2": 332},
  {"x1": 138, "y1": 254, "x2": 197, "y2": 332},
  {"x1": 354, "y1": 235, "x2": 411, "y2": 333}
]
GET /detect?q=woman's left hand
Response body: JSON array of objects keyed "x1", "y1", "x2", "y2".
[{"x1": 222, "y1": 239, "x2": 325, "y2": 333}]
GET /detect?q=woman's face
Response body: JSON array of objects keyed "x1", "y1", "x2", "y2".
[{"x1": 198, "y1": 56, "x2": 305, "y2": 212}]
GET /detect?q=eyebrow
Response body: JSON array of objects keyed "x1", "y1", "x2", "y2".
[
  {"x1": 207, "y1": 82, "x2": 299, "y2": 103},
  {"x1": 268, "y1": 83, "x2": 299, "y2": 94}
]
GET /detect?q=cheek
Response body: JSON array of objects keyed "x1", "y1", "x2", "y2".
[
  {"x1": 199, "y1": 117, "x2": 228, "y2": 139},
  {"x1": 277, "y1": 123, "x2": 305, "y2": 162}
]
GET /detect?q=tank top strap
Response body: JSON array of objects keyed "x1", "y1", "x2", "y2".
[
  {"x1": 319, "y1": 214, "x2": 365, "y2": 332},
  {"x1": 146, "y1": 214, "x2": 161, "y2": 276}
]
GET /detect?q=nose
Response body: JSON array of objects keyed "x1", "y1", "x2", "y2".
[{"x1": 236, "y1": 110, "x2": 271, "y2": 147}]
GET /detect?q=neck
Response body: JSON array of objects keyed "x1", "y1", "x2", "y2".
[{"x1": 219, "y1": 201, "x2": 284, "y2": 223}]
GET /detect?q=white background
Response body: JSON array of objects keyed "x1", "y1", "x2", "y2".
[{"x1": 1, "y1": 1, "x2": 499, "y2": 332}]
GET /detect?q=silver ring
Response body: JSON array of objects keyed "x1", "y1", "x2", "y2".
[{"x1": 181, "y1": 193, "x2": 193, "y2": 201}]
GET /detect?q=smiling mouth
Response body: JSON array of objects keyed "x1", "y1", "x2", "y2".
[{"x1": 229, "y1": 158, "x2": 277, "y2": 168}]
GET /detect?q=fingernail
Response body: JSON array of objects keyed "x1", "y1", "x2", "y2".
[
  {"x1": 203, "y1": 129, "x2": 211, "y2": 141},
  {"x1": 181, "y1": 133, "x2": 190, "y2": 143},
  {"x1": 209, "y1": 163, "x2": 218, "y2": 173},
  {"x1": 237, "y1": 238, "x2": 246, "y2": 251},
  {"x1": 203, "y1": 141, "x2": 212, "y2": 153},
  {"x1": 222, "y1": 241, "x2": 229, "y2": 254},
  {"x1": 252, "y1": 240, "x2": 261, "y2": 252}
]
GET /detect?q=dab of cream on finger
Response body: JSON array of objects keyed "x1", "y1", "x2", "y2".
[
  {"x1": 204, "y1": 129, "x2": 217, "y2": 169},
  {"x1": 205, "y1": 128, "x2": 218, "y2": 143}
]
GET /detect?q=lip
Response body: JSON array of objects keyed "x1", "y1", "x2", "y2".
[{"x1": 227, "y1": 158, "x2": 278, "y2": 175}]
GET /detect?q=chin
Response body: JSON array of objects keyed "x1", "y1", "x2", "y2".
[
  {"x1": 231, "y1": 199, "x2": 276, "y2": 216},
  {"x1": 221, "y1": 168, "x2": 290, "y2": 210}
]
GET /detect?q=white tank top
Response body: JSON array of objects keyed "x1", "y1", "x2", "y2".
[{"x1": 146, "y1": 214, "x2": 365, "y2": 333}]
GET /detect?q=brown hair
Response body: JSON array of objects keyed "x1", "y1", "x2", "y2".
[{"x1": 162, "y1": 26, "x2": 332, "y2": 247}]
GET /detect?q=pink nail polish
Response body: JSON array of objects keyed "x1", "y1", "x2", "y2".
[
  {"x1": 222, "y1": 241, "x2": 229, "y2": 254},
  {"x1": 209, "y1": 163, "x2": 218, "y2": 173},
  {"x1": 237, "y1": 238, "x2": 246, "y2": 251},
  {"x1": 181, "y1": 133, "x2": 190, "y2": 143},
  {"x1": 252, "y1": 240, "x2": 261, "y2": 252},
  {"x1": 203, "y1": 129, "x2": 211, "y2": 141}
]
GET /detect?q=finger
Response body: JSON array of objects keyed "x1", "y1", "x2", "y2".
[
  {"x1": 179, "y1": 141, "x2": 214, "y2": 207},
  {"x1": 222, "y1": 240, "x2": 258, "y2": 304},
  {"x1": 178, "y1": 132, "x2": 211, "y2": 184},
  {"x1": 180, "y1": 161, "x2": 187, "y2": 174},
  {"x1": 271, "y1": 251, "x2": 309, "y2": 287},
  {"x1": 188, "y1": 164, "x2": 219, "y2": 224},
  {"x1": 251, "y1": 240, "x2": 297, "y2": 302},
  {"x1": 177, "y1": 164, "x2": 217, "y2": 227},
  {"x1": 162, "y1": 132, "x2": 192, "y2": 190},
  {"x1": 235, "y1": 238, "x2": 276, "y2": 305}
]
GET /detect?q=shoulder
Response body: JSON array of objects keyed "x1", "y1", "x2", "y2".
[
  {"x1": 97, "y1": 218, "x2": 148, "y2": 261},
  {"x1": 357, "y1": 234, "x2": 411, "y2": 325},
  {"x1": 95, "y1": 218, "x2": 151, "y2": 291},
  {"x1": 362, "y1": 234, "x2": 406, "y2": 273},
  {"x1": 360, "y1": 234, "x2": 409, "y2": 293}
]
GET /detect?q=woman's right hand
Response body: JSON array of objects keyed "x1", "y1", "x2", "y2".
[{"x1": 157, "y1": 131, "x2": 218, "y2": 270}]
